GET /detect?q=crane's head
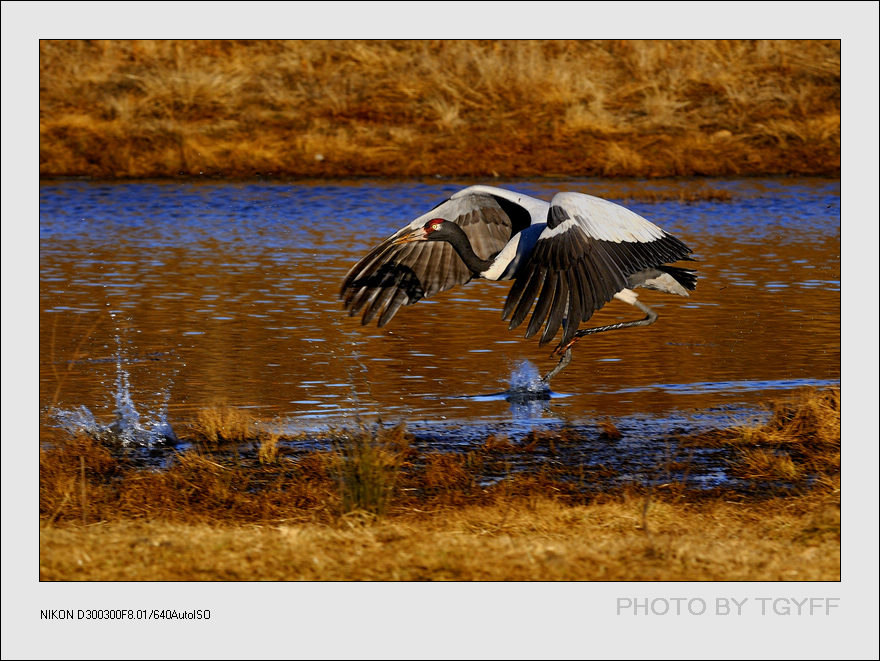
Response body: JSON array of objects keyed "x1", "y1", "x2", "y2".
[{"x1": 392, "y1": 219, "x2": 453, "y2": 244}]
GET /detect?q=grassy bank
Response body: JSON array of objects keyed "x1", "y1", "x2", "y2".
[
  {"x1": 39, "y1": 40, "x2": 840, "y2": 180},
  {"x1": 40, "y1": 388, "x2": 840, "y2": 581},
  {"x1": 39, "y1": 493, "x2": 839, "y2": 581}
]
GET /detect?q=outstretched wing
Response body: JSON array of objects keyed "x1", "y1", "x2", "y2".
[
  {"x1": 341, "y1": 191, "x2": 521, "y2": 328},
  {"x1": 502, "y1": 192, "x2": 694, "y2": 346}
]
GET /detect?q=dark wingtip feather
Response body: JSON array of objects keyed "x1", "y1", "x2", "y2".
[
  {"x1": 525, "y1": 270, "x2": 557, "y2": 339},
  {"x1": 540, "y1": 275, "x2": 568, "y2": 345}
]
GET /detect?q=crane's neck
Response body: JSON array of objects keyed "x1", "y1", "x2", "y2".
[{"x1": 439, "y1": 223, "x2": 495, "y2": 276}]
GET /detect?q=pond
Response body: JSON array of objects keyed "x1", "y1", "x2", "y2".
[{"x1": 39, "y1": 177, "x2": 840, "y2": 464}]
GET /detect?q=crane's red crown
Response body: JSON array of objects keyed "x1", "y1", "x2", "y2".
[{"x1": 424, "y1": 218, "x2": 445, "y2": 233}]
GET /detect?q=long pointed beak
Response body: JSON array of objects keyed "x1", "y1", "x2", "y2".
[{"x1": 391, "y1": 227, "x2": 427, "y2": 245}]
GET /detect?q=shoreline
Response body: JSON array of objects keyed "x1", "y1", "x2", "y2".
[{"x1": 39, "y1": 388, "x2": 840, "y2": 580}]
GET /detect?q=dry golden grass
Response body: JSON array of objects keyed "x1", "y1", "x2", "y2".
[
  {"x1": 257, "y1": 432, "x2": 281, "y2": 465},
  {"x1": 183, "y1": 402, "x2": 285, "y2": 467},
  {"x1": 733, "y1": 448, "x2": 806, "y2": 482},
  {"x1": 686, "y1": 387, "x2": 840, "y2": 487},
  {"x1": 39, "y1": 40, "x2": 840, "y2": 179},
  {"x1": 187, "y1": 401, "x2": 256, "y2": 445},
  {"x1": 331, "y1": 423, "x2": 411, "y2": 516},
  {"x1": 39, "y1": 387, "x2": 840, "y2": 580},
  {"x1": 39, "y1": 492, "x2": 839, "y2": 581}
]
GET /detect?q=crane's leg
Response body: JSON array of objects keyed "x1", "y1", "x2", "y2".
[
  {"x1": 541, "y1": 347, "x2": 572, "y2": 384},
  {"x1": 552, "y1": 290, "x2": 659, "y2": 357}
]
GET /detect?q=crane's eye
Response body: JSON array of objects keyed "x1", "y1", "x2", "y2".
[{"x1": 431, "y1": 222, "x2": 442, "y2": 231}]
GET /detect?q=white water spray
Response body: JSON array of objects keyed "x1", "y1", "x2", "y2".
[{"x1": 50, "y1": 336, "x2": 177, "y2": 447}]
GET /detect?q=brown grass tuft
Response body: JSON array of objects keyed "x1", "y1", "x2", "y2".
[
  {"x1": 482, "y1": 433, "x2": 517, "y2": 452},
  {"x1": 731, "y1": 448, "x2": 806, "y2": 482},
  {"x1": 687, "y1": 387, "x2": 840, "y2": 489},
  {"x1": 257, "y1": 431, "x2": 281, "y2": 465},
  {"x1": 598, "y1": 420, "x2": 623, "y2": 441},
  {"x1": 40, "y1": 433, "x2": 125, "y2": 525},
  {"x1": 422, "y1": 453, "x2": 473, "y2": 497},
  {"x1": 187, "y1": 402, "x2": 255, "y2": 446},
  {"x1": 331, "y1": 424, "x2": 410, "y2": 517}
]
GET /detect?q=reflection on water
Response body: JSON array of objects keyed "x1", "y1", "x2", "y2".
[{"x1": 40, "y1": 177, "x2": 840, "y2": 441}]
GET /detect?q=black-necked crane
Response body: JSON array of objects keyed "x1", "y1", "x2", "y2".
[{"x1": 340, "y1": 185, "x2": 696, "y2": 383}]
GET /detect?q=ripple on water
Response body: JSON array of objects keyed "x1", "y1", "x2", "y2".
[{"x1": 41, "y1": 177, "x2": 839, "y2": 470}]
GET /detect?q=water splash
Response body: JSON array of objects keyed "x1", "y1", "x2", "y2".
[
  {"x1": 502, "y1": 360, "x2": 553, "y2": 420},
  {"x1": 52, "y1": 405, "x2": 101, "y2": 436},
  {"x1": 108, "y1": 348, "x2": 142, "y2": 440},
  {"x1": 507, "y1": 360, "x2": 549, "y2": 396},
  {"x1": 50, "y1": 338, "x2": 178, "y2": 447},
  {"x1": 457, "y1": 360, "x2": 568, "y2": 421}
]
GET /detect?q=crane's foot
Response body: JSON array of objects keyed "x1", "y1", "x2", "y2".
[
  {"x1": 542, "y1": 348, "x2": 572, "y2": 384},
  {"x1": 552, "y1": 336, "x2": 582, "y2": 356}
]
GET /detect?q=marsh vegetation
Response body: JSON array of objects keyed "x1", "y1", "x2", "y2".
[{"x1": 40, "y1": 388, "x2": 840, "y2": 581}]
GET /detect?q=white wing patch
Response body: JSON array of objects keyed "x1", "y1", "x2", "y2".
[
  {"x1": 551, "y1": 192, "x2": 665, "y2": 243},
  {"x1": 537, "y1": 217, "x2": 580, "y2": 240},
  {"x1": 479, "y1": 223, "x2": 546, "y2": 280}
]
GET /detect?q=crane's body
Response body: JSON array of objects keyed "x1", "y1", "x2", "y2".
[{"x1": 340, "y1": 185, "x2": 696, "y2": 383}]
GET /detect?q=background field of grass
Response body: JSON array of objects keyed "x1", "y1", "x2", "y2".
[{"x1": 39, "y1": 39, "x2": 840, "y2": 179}]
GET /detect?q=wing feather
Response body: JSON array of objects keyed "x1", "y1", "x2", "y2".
[
  {"x1": 340, "y1": 192, "x2": 520, "y2": 327},
  {"x1": 525, "y1": 269, "x2": 558, "y2": 339},
  {"x1": 505, "y1": 192, "x2": 695, "y2": 345},
  {"x1": 542, "y1": 272, "x2": 570, "y2": 345},
  {"x1": 507, "y1": 265, "x2": 545, "y2": 330},
  {"x1": 563, "y1": 268, "x2": 583, "y2": 343}
]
